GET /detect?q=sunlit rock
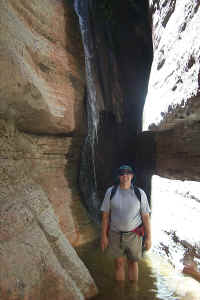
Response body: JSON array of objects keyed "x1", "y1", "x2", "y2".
[
  {"x1": 0, "y1": 0, "x2": 85, "y2": 134},
  {"x1": 144, "y1": 0, "x2": 200, "y2": 129},
  {"x1": 143, "y1": 0, "x2": 200, "y2": 181}
]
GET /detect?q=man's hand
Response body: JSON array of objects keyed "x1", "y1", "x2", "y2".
[
  {"x1": 144, "y1": 236, "x2": 152, "y2": 251},
  {"x1": 141, "y1": 213, "x2": 152, "y2": 251},
  {"x1": 183, "y1": 265, "x2": 195, "y2": 275},
  {"x1": 101, "y1": 211, "x2": 110, "y2": 252},
  {"x1": 101, "y1": 235, "x2": 109, "y2": 252},
  {"x1": 183, "y1": 264, "x2": 200, "y2": 282}
]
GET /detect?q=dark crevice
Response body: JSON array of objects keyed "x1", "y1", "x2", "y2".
[{"x1": 75, "y1": 0, "x2": 154, "y2": 222}]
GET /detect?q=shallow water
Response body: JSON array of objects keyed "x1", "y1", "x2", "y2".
[{"x1": 77, "y1": 241, "x2": 200, "y2": 300}]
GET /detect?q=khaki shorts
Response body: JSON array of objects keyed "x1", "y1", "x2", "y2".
[{"x1": 108, "y1": 230, "x2": 143, "y2": 261}]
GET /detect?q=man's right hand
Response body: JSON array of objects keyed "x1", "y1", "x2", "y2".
[
  {"x1": 101, "y1": 211, "x2": 110, "y2": 252},
  {"x1": 101, "y1": 235, "x2": 109, "y2": 252}
]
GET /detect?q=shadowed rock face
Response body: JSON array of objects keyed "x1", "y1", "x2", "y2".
[
  {"x1": 0, "y1": 0, "x2": 98, "y2": 299},
  {"x1": 77, "y1": 0, "x2": 153, "y2": 221}
]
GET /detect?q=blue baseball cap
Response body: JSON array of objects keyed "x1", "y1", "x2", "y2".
[{"x1": 118, "y1": 165, "x2": 134, "y2": 175}]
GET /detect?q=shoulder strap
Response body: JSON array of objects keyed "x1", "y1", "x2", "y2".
[
  {"x1": 133, "y1": 186, "x2": 143, "y2": 226},
  {"x1": 133, "y1": 186, "x2": 141, "y2": 203},
  {"x1": 110, "y1": 185, "x2": 118, "y2": 200}
]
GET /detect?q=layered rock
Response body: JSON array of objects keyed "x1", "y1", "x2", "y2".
[
  {"x1": 0, "y1": 0, "x2": 85, "y2": 134},
  {"x1": 155, "y1": 121, "x2": 200, "y2": 180},
  {"x1": 0, "y1": 0, "x2": 98, "y2": 299}
]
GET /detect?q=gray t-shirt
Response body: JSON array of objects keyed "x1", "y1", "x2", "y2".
[{"x1": 101, "y1": 186, "x2": 151, "y2": 232}]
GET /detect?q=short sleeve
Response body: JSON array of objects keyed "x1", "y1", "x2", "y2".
[
  {"x1": 100, "y1": 187, "x2": 112, "y2": 212},
  {"x1": 139, "y1": 188, "x2": 151, "y2": 214}
]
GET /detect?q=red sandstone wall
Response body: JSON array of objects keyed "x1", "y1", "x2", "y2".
[{"x1": 0, "y1": 0, "x2": 97, "y2": 299}]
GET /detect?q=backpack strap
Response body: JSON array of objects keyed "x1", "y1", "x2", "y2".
[
  {"x1": 133, "y1": 186, "x2": 141, "y2": 203},
  {"x1": 110, "y1": 184, "x2": 118, "y2": 201}
]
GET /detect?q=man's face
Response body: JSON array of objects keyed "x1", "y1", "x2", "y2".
[{"x1": 119, "y1": 172, "x2": 133, "y2": 185}]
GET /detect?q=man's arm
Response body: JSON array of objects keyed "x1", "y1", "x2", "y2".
[
  {"x1": 183, "y1": 265, "x2": 200, "y2": 282},
  {"x1": 101, "y1": 211, "x2": 110, "y2": 252},
  {"x1": 141, "y1": 213, "x2": 152, "y2": 251}
]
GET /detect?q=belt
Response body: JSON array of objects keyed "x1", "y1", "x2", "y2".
[{"x1": 119, "y1": 224, "x2": 144, "y2": 236}]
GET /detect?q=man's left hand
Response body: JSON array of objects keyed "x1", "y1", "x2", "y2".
[{"x1": 144, "y1": 236, "x2": 151, "y2": 251}]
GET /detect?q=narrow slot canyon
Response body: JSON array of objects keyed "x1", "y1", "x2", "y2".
[
  {"x1": 76, "y1": 0, "x2": 153, "y2": 222},
  {"x1": 0, "y1": 0, "x2": 200, "y2": 299}
]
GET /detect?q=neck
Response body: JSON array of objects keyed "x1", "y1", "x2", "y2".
[{"x1": 120, "y1": 182, "x2": 131, "y2": 190}]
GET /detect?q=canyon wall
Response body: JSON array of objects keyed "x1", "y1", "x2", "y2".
[
  {"x1": 0, "y1": 0, "x2": 97, "y2": 299},
  {"x1": 144, "y1": 0, "x2": 200, "y2": 181},
  {"x1": 2, "y1": 0, "x2": 200, "y2": 298}
]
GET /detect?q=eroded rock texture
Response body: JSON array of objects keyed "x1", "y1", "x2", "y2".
[
  {"x1": 0, "y1": 0, "x2": 85, "y2": 134},
  {"x1": 0, "y1": 0, "x2": 97, "y2": 299},
  {"x1": 145, "y1": 0, "x2": 200, "y2": 180}
]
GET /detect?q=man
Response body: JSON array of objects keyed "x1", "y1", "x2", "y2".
[{"x1": 100, "y1": 165, "x2": 151, "y2": 282}]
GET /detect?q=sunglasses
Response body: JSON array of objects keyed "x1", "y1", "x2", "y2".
[{"x1": 119, "y1": 171, "x2": 133, "y2": 176}]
